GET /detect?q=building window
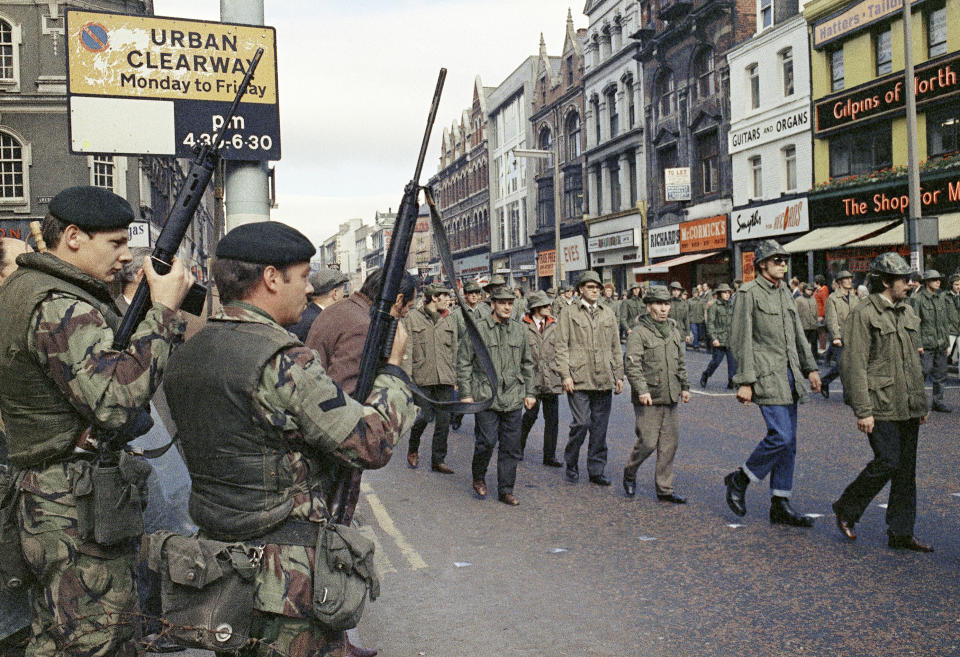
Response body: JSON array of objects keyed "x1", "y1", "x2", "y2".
[
  {"x1": 538, "y1": 127, "x2": 552, "y2": 176},
  {"x1": 566, "y1": 55, "x2": 575, "y2": 86},
  {"x1": 658, "y1": 70, "x2": 676, "y2": 117},
  {"x1": 537, "y1": 179, "x2": 554, "y2": 229},
  {"x1": 497, "y1": 208, "x2": 505, "y2": 250},
  {"x1": 92, "y1": 155, "x2": 115, "y2": 190},
  {"x1": 781, "y1": 48, "x2": 794, "y2": 96},
  {"x1": 592, "y1": 96, "x2": 601, "y2": 143},
  {"x1": 695, "y1": 48, "x2": 716, "y2": 98},
  {"x1": 875, "y1": 27, "x2": 892, "y2": 76},
  {"x1": 927, "y1": 3, "x2": 947, "y2": 57},
  {"x1": 747, "y1": 64, "x2": 760, "y2": 110},
  {"x1": 595, "y1": 167, "x2": 603, "y2": 213},
  {"x1": 609, "y1": 158, "x2": 621, "y2": 212},
  {"x1": 606, "y1": 87, "x2": 619, "y2": 138},
  {"x1": 658, "y1": 145, "x2": 678, "y2": 203},
  {"x1": 0, "y1": 20, "x2": 13, "y2": 80},
  {"x1": 783, "y1": 145, "x2": 797, "y2": 191},
  {"x1": 927, "y1": 105, "x2": 960, "y2": 157},
  {"x1": 749, "y1": 156, "x2": 763, "y2": 198},
  {"x1": 564, "y1": 168, "x2": 583, "y2": 219},
  {"x1": 628, "y1": 154, "x2": 638, "y2": 206},
  {"x1": 0, "y1": 130, "x2": 24, "y2": 200},
  {"x1": 830, "y1": 48, "x2": 844, "y2": 91},
  {"x1": 625, "y1": 78, "x2": 636, "y2": 128},
  {"x1": 697, "y1": 131, "x2": 719, "y2": 195},
  {"x1": 829, "y1": 123, "x2": 892, "y2": 177},
  {"x1": 760, "y1": 0, "x2": 773, "y2": 29},
  {"x1": 566, "y1": 111, "x2": 581, "y2": 159}
]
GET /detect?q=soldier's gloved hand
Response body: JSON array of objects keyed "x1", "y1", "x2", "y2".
[
  {"x1": 143, "y1": 256, "x2": 194, "y2": 311},
  {"x1": 387, "y1": 322, "x2": 408, "y2": 367}
]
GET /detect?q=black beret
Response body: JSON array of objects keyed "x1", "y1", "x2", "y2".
[
  {"x1": 49, "y1": 186, "x2": 134, "y2": 230},
  {"x1": 216, "y1": 221, "x2": 316, "y2": 265}
]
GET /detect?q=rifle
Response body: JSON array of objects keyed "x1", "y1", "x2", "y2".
[{"x1": 333, "y1": 69, "x2": 498, "y2": 524}]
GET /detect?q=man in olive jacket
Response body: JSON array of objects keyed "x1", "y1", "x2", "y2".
[
  {"x1": 700, "y1": 283, "x2": 736, "y2": 389},
  {"x1": 909, "y1": 270, "x2": 952, "y2": 412},
  {"x1": 820, "y1": 270, "x2": 859, "y2": 397},
  {"x1": 667, "y1": 282, "x2": 691, "y2": 342},
  {"x1": 458, "y1": 287, "x2": 536, "y2": 505},
  {"x1": 832, "y1": 253, "x2": 932, "y2": 552},
  {"x1": 555, "y1": 270, "x2": 625, "y2": 486},
  {"x1": 947, "y1": 273, "x2": 960, "y2": 364},
  {"x1": 623, "y1": 286, "x2": 691, "y2": 503},
  {"x1": 619, "y1": 284, "x2": 645, "y2": 336},
  {"x1": 724, "y1": 239, "x2": 822, "y2": 527},
  {"x1": 519, "y1": 291, "x2": 563, "y2": 467},
  {"x1": 402, "y1": 283, "x2": 459, "y2": 472}
]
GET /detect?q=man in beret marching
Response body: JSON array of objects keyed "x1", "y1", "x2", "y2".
[
  {"x1": 163, "y1": 221, "x2": 416, "y2": 657},
  {"x1": 0, "y1": 186, "x2": 194, "y2": 656},
  {"x1": 909, "y1": 270, "x2": 952, "y2": 412},
  {"x1": 723, "y1": 240, "x2": 822, "y2": 527},
  {"x1": 286, "y1": 268, "x2": 349, "y2": 342}
]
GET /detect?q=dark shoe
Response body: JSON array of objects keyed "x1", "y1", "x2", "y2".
[
  {"x1": 723, "y1": 468, "x2": 749, "y2": 517},
  {"x1": 498, "y1": 493, "x2": 519, "y2": 506},
  {"x1": 699, "y1": 373, "x2": 708, "y2": 388},
  {"x1": 821, "y1": 385, "x2": 830, "y2": 399},
  {"x1": 623, "y1": 476, "x2": 636, "y2": 497},
  {"x1": 769, "y1": 496, "x2": 814, "y2": 527},
  {"x1": 431, "y1": 462, "x2": 454, "y2": 474},
  {"x1": 657, "y1": 493, "x2": 687, "y2": 504},
  {"x1": 543, "y1": 458, "x2": 563, "y2": 467},
  {"x1": 450, "y1": 416, "x2": 462, "y2": 430},
  {"x1": 726, "y1": 380, "x2": 735, "y2": 390},
  {"x1": 406, "y1": 452, "x2": 419, "y2": 469},
  {"x1": 888, "y1": 535, "x2": 934, "y2": 552},
  {"x1": 565, "y1": 467, "x2": 579, "y2": 483},
  {"x1": 346, "y1": 637, "x2": 378, "y2": 657},
  {"x1": 589, "y1": 474, "x2": 611, "y2": 486},
  {"x1": 472, "y1": 480, "x2": 488, "y2": 498},
  {"x1": 932, "y1": 403, "x2": 952, "y2": 413},
  {"x1": 832, "y1": 501, "x2": 856, "y2": 540}
]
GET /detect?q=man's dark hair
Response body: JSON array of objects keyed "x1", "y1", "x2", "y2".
[
  {"x1": 814, "y1": 274, "x2": 826, "y2": 285},
  {"x1": 212, "y1": 258, "x2": 297, "y2": 303},
  {"x1": 909, "y1": 271, "x2": 922, "y2": 283},
  {"x1": 40, "y1": 213, "x2": 119, "y2": 248},
  {"x1": 359, "y1": 268, "x2": 417, "y2": 305},
  {"x1": 868, "y1": 272, "x2": 904, "y2": 293}
]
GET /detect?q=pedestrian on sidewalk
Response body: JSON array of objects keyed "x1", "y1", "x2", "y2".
[
  {"x1": 723, "y1": 239, "x2": 822, "y2": 527},
  {"x1": 555, "y1": 270, "x2": 625, "y2": 487},
  {"x1": 909, "y1": 270, "x2": 952, "y2": 412},
  {"x1": 622, "y1": 286, "x2": 691, "y2": 503},
  {"x1": 458, "y1": 287, "x2": 536, "y2": 505},
  {"x1": 832, "y1": 252, "x2": 933, "y2": 552},
  {"x1": 700, "y1": 283, "x2": 736, "y2": 389},
  {"x1": 519, "y1": 291, "x2": 564, "y2": 467},
  {"x1": 820, "y1": 270, "x2": 859, "y2": 398}
]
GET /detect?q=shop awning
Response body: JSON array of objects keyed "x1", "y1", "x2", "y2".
[
  {"x1": 783, "y1": 221, "x2": 897, "y2": 253},
  {"x1": 633, "y1": 251, "x2": 720, "y2": 275},
  {"x1": 845, "y1": 213, "x2": 960, "y2": 247}
]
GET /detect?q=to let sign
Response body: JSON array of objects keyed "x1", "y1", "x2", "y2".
[{"x1": 66, "y1": 9, "x2": 280, "y2": 160}]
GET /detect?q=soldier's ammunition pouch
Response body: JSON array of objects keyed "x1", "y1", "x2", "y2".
[
  {"x1": 147, "y1": 531, "x2": 258, "y2": 653},
  {"x1": 312, "y1": 522, "x2": 380, "y2": 631},
  {"x1": 69, "y1": 451, "x2": 151, "y2": 546},
  {"x1": 0, "y1": 468, "x2": 33, "y2": 592}
]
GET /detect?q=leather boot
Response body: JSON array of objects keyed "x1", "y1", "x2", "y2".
[
  {"x1": 346, "y1": 635, "x2": 378, "y2": 657},
  {"x1": 723, "y1": 468, "x2": 749, "y2": 516},
  {"x1": 769, "y1": 496, "x2": 814, "y2": 527}
]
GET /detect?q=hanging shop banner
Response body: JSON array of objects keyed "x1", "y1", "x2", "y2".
[
  {"x1": 453, "y1": 252, "x2": 490, "y2": 278},
  {"x1": 731, "y1": 197, "x2": 809, "y2": 242},
  {"x1": 680, "y1": 215, "x2": 727, "y2": 253},
  {"x1": 648, "y1": 223, "x2": 681, "y2": 258},
  {"x1": 664, "y1": 167, "x2": 691, "y2": 202}
]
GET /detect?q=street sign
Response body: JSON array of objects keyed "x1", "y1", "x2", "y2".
[{"x1": 65, "y1": 9, "x2": 280, "y2": 160}]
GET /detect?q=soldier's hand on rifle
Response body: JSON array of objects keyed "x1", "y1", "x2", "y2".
[
  {"x1": 387, "y1": 321, "x2": 408, "y2": 367},
  {"x1": 143, "y1": 256, "x2": 194, "y2": 311}
]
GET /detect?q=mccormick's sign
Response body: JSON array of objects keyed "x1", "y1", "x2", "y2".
[
  {"x1": 814, "y1": 52, "x2": 960, "y2": 136},
  {"x1": 731, "y1": 197, "x2": 809, "y2": 242},
  {"x1": 679, "y1": 215, "x2": 727, "y2": 253}
]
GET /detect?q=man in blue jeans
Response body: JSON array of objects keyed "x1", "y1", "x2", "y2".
[{"x1": 723, "y1": 240, "x2": 822, "y2": 527}]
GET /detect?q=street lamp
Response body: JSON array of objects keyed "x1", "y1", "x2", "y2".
[{"x1": 513, "y1": 145, "x2": 563, "y2": 289}]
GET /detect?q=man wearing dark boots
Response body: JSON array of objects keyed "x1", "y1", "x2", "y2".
[
  {"x1": 519, "y1": 291, "x2": 564, "y2": 467},
  {"x1": 700, "y1": 283, "x2": 736, "y2": 389},
  {"x1": 724, "y1": 240, "x2": 822, "y2": 527}
]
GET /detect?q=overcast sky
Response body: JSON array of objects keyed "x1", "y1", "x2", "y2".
[{"x1": 151, "y1": 1, "x2": 587, "y2": 245}]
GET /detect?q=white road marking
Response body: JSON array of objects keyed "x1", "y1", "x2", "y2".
[
  {"x1": 454, "y1": 562, "x2": 472, "y2": 568},
  {"x1": 361, "y1": 482, "x2": 428, "y2": 570},
  {"x1": 805, "y1": 513, "x2": 824, "y2": 518},
  {"x1": 637, "y1": 536, "x2": 657, "y2": 541},
  {"x1": 726, "y1": 523, "x2": 745, "y2": 528}
]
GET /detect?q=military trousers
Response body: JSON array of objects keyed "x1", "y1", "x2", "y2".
[
  {"x1": 691, "y1": 323, "x2": 705, "y2": 349},
  {"x1": 834, "y1": 418, "x2": 920, "y2": 537},
  {"x1": 472, "y1": 408, "x2": 522, "y2": 496},
  {"x1": 624, "y1": 403, "x2": 679, "y2": 495},
  {"x1": 519, "y1": 393, "x2": 559, "y2": 462},
  {"x1": 564, "y1": 390, "x2": 612, "y2": 478},
  {"x1": 920, "y1": 349, "x2": 948, "y2": 406},
  {"x1": 238, "y1": 611, "x2": 344, "y2": 657},
  {"x1": 408, "y1": 384, "x2": 454, "y2": 466}
]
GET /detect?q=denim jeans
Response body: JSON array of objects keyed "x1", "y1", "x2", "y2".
[
  {"x1": 743, "y1": 370, "x2": 799, "y2": 497},
  {"x1": 703, "y1": 346, "x2": 736, "y2": 384}
]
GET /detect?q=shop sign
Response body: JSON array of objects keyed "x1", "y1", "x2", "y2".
[
  {"x1": 128, "y1": 221, "x2": 150, "y2": 247},
  {"x1": 648, "y1": 224, "x2": 681, "y2": 258},
  {"x1": 813, "y1": 0, "x2": 921, "y2": 49},
  {"x1": 454, "y1": 252, "x2": 489, "y2": 277},
  {"x1": 588, "y1": 228, "x2": 637, "y2": 253},
  {"x1": 0, "y1": 220, "x2": 31, "y2": 241},
  {"x1": 664, "y1": 168, "x2": 691, "y2": 202},
  {"x1": 537, "y1": 236, "x2": 588, "y2": 276},
  {"x1": 680, "y1": 215, "x2": 727, "y2": 253},
  {"x1": 741, "y1": 251, "x2": 756, "y2": 282},
  {"x1": 728, "y1": 109, "x2": 810, "y2": 154},
  {"x1": 814, "y1": 172, "x2": 960, "y2": 221},
  {"x1": 814, "y1": 51, "x2": 960, "y2": 136},
  {"x1": 537, "y1": 249, "x2": 556, "y2": 277},
  {"x1": 731, "y1": 197, "x2": 809, "y2": 241}
]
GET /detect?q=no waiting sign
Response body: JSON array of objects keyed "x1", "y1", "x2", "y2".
[{"x1": 66, "y1": 9, "x2": 280, "y2": 160}]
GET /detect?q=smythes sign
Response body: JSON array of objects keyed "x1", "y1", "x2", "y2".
[{"x1": 731, "y1": 197, "x2": 809, "y2": 242}]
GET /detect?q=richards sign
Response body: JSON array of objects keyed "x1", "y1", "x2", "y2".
[
  {"x1": 815, "y1": 52, "x2": 960, "y2": 136},
  {"x1": 728, "y1": 109, "x2": 810, "y2": 154},
  {"x1": 731, "y1": 197, "x2": 809, "y2": 242},
  {"x1": 648, "y1": 224, "x2": 681, "y2": 258}
]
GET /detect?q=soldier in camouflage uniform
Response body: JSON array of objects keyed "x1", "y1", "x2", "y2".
[
  {"x1": 163, "y1": 222, "x2": 416, "y2": 657},
  {"x1": 0, "y1": 186, "x2": 194, "y2": 657}
]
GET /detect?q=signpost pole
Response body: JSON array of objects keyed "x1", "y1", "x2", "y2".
[
  {"x1": 902, "y1": 0, "x2": 923, "y2": 270},
  {"x1": 221, "y1": 0, "x2": 270, "y2": 229}
]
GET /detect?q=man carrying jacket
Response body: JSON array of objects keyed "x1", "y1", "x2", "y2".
[
  {"x1": 556, "y1": 270, "x2": 624, "y2": 486},
  {"x1": 699, "y1": 283, "x2": 735, "y2": 389},
  {"x1": 820, "y1": 270, "x2": 859, "y2": 398},
  {"x1": 519, "y1": 291, "x2": 563, "y2": 467},
  {"x1": 909, "y1": 270, "x2": 952, "y2": 412},
  {"x1": 832, "y1": 253, "x2": 933, "y2": 552},
  {"x1": 402, "y1": 283, "x2": 459, "y2": 472},
  {"x1": 458, "y1": 287, "x2": 536, "y2": 505},
  {"x1": 723, "y1": 239, "x2": 822, "y2": 527}
]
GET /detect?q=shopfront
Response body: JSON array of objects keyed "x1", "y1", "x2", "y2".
[
  {"x1": 732, "y1": 195, "x2": 811, "y2": 281},
  {"x1": 586, "y1": 217, "x2": 644, "y2": 292},
  {"x1": 451, "y1": 252, "x2": 491, "y2": 284},
  {"x1": 635, "y1": 215, "x2": 731, "y2": 288},
  {"x1": 536, "y1": 235, "x2": 589, "y2": 290}
]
